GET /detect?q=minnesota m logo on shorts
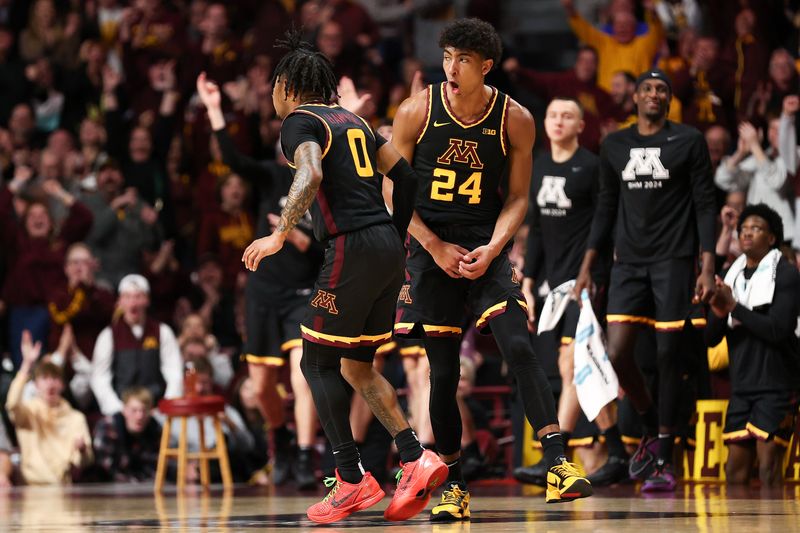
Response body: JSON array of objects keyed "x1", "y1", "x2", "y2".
[
  {"x1": 311, "y1": 290, "x2": 339, "y2": 315},
  {"x1": 398, "y1": 284, "x2": 413, "y2": 304}
]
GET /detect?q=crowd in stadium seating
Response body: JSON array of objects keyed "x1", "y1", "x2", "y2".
[{"x1": 0, "y1": 0, "x2": 797, "y2": 488}]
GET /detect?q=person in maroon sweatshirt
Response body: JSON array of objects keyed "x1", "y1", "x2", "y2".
[
  {"x1": 47, "y1": 243, "x2": 115, "y2": 359},
  {"x1": 503, "y1": 46, "x2": 615, "y2": 153},
  {"x1": 0, "y1": 179, "x2": 93, "y2": 368},
  {"x1": 196, "y1": 173, "x2": 254, "y2": 291}
]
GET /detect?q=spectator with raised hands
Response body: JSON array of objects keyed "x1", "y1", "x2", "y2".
[
  {"x1": 103, "y1": 58, "x2": 178, "y2": 236},
  {"x1": 716, "y1": 203, "x2": 743, "y2": 272},
  {"x1": 183, "y1": 2, "x2": 244, "y2": 92},
  {"x1": 1, "y1": 176, "x2": 93, "y2": 368},
  {"x1": 6, "y1": 330, "x2": 93, "y2": 484},
  {"x1": 81, "y1": 159, "x2": 160, "y2": 288},
  {"x1": 19, "y1": 0, "x2": 81, "y2": 69},
  {"x1": 560, "y1": 0, "x2": 665, "y2": 92},
  {"x1": 778, "y1": 94, "x2": 800, "y2": 250},
  {"x1": 715, "y1": 118, "x2": 795, "y2": 245}
]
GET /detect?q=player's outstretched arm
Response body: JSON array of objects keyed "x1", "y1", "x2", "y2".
[
  {"x1": 392, "y1": 88, "x2": 468, "y2": 278},
  {"x1": 242, "y1": 141, "x2": 322, "y2": 271},
  {"x1": 459, "y1": 100, "x2": 535, "y2": 280},
  {"x1": 197, "y1": 72, "x2": 226, "y2": 130}
]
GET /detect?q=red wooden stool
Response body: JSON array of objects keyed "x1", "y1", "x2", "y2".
[{"x1": 154, "y1": 396, "x2": 233, "y2": 491}]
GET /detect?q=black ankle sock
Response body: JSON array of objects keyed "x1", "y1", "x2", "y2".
[
  {"x1": 446, "y1": 458, "x2": 464, "y2": 484},
  {"x1": 657, "y1": 434, "x2": 674, "y2": 464},
  {"x1": 333, "y1": 441, "x2": 363, "y2": 484},
  {"x1": 273, "y1": 425, "x2": 293, "y2": 448},
  {"x1": 561, "y1": 431, "x2": 573, "y2": 450},
  {"x1": 542, "y1": 432, "x2": 566, "y2": 468},
  {"x1": 298, "y1": 446, "x2": 313, "y2": 462},
  {"x1": 602, "y1": 425, "x2": 627, "y2": 459},
  {"x1": 395, "y1": 428, "x2": 424, "y2": 463},
  {"x1": 462, "y1": 440, "x2": 479, "y2": 458}
]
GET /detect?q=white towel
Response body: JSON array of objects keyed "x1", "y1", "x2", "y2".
[
  {"x1": 574, "y1": 289, "x2": 619, "y2": 421},
  {"x1": 722, "y1": 248, "x2": 781, "y2": 328},
  {"x1": 537, "y1": 280, "x2": 576, "y2": 333}
]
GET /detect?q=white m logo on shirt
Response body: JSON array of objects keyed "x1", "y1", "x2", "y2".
[
  {"x1": 537, "y1": 176, "x2": 572, "y2": 208},
  {"x1": 621, "y1": 148, "x2": 670, "y2": 181}
]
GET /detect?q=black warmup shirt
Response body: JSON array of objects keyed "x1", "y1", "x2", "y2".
[
  {"x1": 705, "y1": 257, "x2": 800, "y2": 393},
  {"x1": 413, "y1": 83, "x2": 510, "y2": 236},
  {"x1": 215, "y1": 128, "x2": 322, "y2": 289},
  {"x1": 281, "y1": 103, "x2": 391, "y2": 242},
  {"x1": 587, "y1": 121, "x2": 716, "y2": 263},
  {"x1": 524, "y1": 147, "x2": 606, "y2": 287}
]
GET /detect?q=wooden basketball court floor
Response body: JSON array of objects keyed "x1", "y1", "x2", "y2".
[{"x1": 2, "y1": 482, "x2": 799, "y2": 532}]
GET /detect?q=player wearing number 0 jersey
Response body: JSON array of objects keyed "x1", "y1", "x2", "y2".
[
  {"x1": 242, "y1": 31, "x2": 446, "y2": 525},
  {"x1": 392, "y1": 18, "x2": 591, "y2": 519}
]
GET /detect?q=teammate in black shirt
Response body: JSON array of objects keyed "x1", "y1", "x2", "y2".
[
  {"x1": 241, "y1": 31, "x2": 446, "y2": 524},
  {"x1": 197, "y1": 73, "x2": 320, "y2": 489},
  {"x1": 392, "y1": 19, "x2": 592, "y2": 516},
  {"x1": 574, "y1": 69, "x2": 717, "y2": 492},
  {"x1": 705, "y1": 204, "x2": 799, "y2": 486},
  {"x1": 514, "y1": 97, "x2": 627, "y2": 488}
]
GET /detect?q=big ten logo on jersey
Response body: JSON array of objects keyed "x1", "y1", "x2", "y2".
[
  {"x1": 278, "y1": 196, "x2": 313, "y2": 229},
  {"x1": 311, "y1": 290, "x2": 338, "y2": 315},
  {"x1": 398, "y1": 284, "x2": 413, "y2": 304},
  {"x1": 537, "y1": 176, "x2": 572, "y2": 216},
  {"x1": 431, "y1": 139, "x2": 484, "y2": 204},
  {"x1": 621, "y1": 147, "x2": 669, "y2": 190}
]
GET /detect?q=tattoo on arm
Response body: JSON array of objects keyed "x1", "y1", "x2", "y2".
[{"x1": 278, "y1": 141, "x2": 323, "y2": 233}]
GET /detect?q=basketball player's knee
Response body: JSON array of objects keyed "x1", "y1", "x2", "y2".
[
  {"x1": 300, "y1": 351, "x2": 324, "y2": 381},
  {"x1": 558, "y1": 346, "x2": 574, "y2": 383},
  {"x1": 725, "y1": 459, "x2": 749, "y2": 484},
  {"x1": 758, "y1": 456, "x2": 780, "y2": 485},
  {"x1": 250, "y1": 374, "x2": 270, "y2": 397},
  {"x1": 290, "y1": 365, "x2": 308, "y2": 391},
  {"x1": 428, "y1": 359, "x2": 459, "y2": 392},
  {"x1": 606, "y1": 339, "x2": 626, "y2": 367},
  {"x1": 340, "y1": 359, "x2": 372, "y2": 388},
  {"x1": 502, "y1": 336, "x2": 533, "y2": 373},
  {"x1": 655, "y1": 332, "x2": 681, "y2": 364}
]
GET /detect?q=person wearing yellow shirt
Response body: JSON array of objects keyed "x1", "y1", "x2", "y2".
[
  {"x1": 5, "y1": 331, "x2": 93, "y2": 484},
  {"x1": 561, "y1": 0, "x2": 665, "y2": 92}
]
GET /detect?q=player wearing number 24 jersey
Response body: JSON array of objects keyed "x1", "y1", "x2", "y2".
[{"x1": 392, "y1": 18, "x2": 591, "y2": 518}]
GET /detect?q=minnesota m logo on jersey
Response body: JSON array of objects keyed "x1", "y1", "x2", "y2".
[
  {"x1": 537, "y1": 176, "x2": 572, "y2": 208},
  {"x1": 398, "y1": 284, "x2": 413, "y2": 304},
  {"x1": 311, "y1": 290, "x2": 339, "y2": 315},
  {"x1": 437, "y1": 139, "x2": 484, "y2": 169},
  {"x1": 622, "y1": 148, "x2": 669, "y2": 181}
]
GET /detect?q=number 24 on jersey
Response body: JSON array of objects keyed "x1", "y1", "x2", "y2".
[{"x1": 431, "y1": 168, "x2": 482, "y2": 204}]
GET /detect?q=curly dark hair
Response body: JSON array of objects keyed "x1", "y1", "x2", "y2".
[
  {"x1": 271, "y1": 28, "x2": 338, "y2": 104},
  {"x1": 438, "y1": 18, "x2": 502, "y2": 68},
  {"x1": 737, "y1": 203, "x2": 784, "y2": 247}
]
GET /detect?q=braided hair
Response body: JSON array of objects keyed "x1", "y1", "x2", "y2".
[{"x1": 272, "y1": 29, "x2": 338, "y2": 104}]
